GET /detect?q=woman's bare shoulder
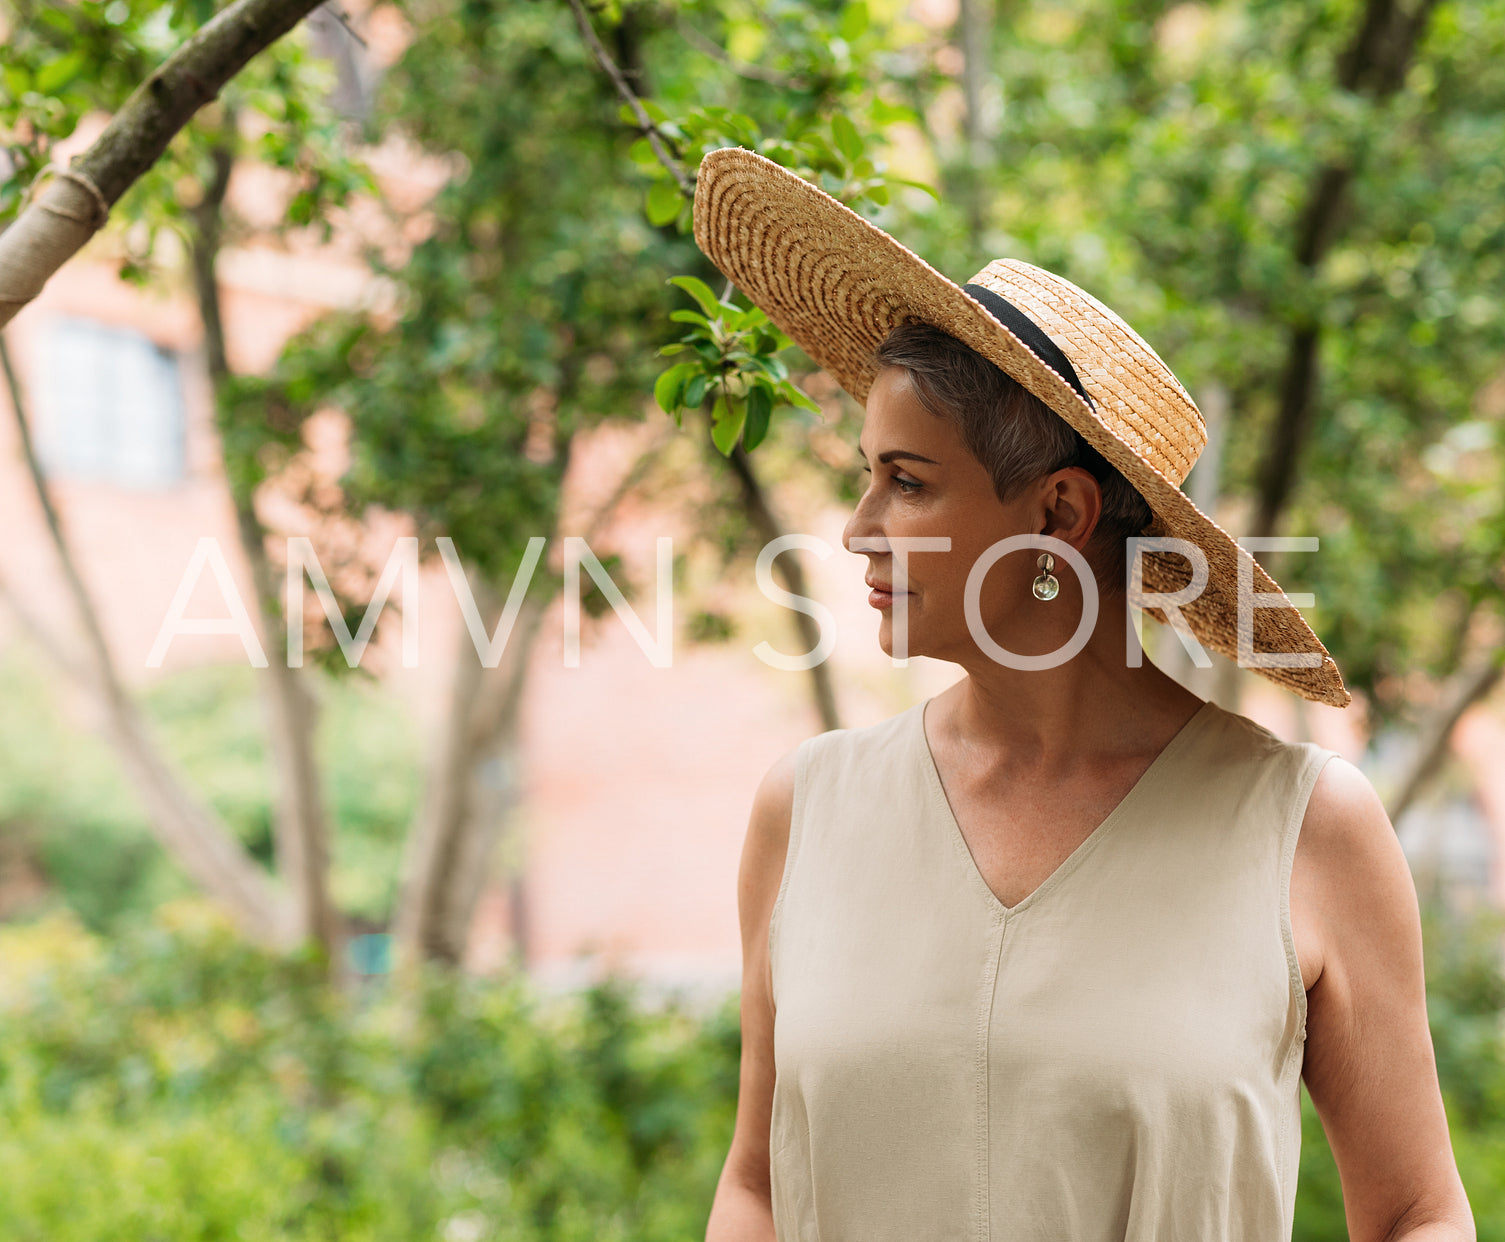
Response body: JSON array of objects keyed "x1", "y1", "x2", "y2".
[
  {"x1": 751, "y1": 746, "x2": 800, "y2": 828},
  {"x1": 1293, "y1": 755, "x2": 1414, "y2": 991},
  {"x1": 739, "y1": 747, "x2": 801, "y2": 921},
  {"x1": 1299, "y1": 756, "x2": 1406, "y2": 891}
]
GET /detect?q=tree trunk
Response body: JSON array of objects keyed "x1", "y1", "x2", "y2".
[
  {"x1": 957, "y1": 0, "x2": 991, "y2": 158},
  {"x1": 393, "y1": 582, "x2": 545, "y2": 968},
  {"x1": 727, "y1": 443, "x2": 842, "y2": 732},
  {"x1": 448, "y1": 649, "x2": 535, "y2": 965},
  {"x1": 951, "y1": 0, "x2": 999, "y2": 246},
  {"x1": 0, "y1": 0, "x2": 331, "y2": 329},
  {"x1": 0, "y1": 335, "x2": 292, "y2": 943},
  {"x1": 956, "y1": 0, "x2": 993, "y2": 243},
  {"x1": 1249, "y1": 0, "x2": 1441, "y2": 541},
  {"x1": 392, "y1": 431, "x2": 666, "y2": 969},
  {"x1": 187, "y1": 121, "x2": 341, "y2": 965}
]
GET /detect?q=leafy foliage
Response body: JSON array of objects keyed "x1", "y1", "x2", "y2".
[
  {"x1": 256, "y1": 0, "x2": 704, "y2": 596},
  {"x1": 0, "y1": 905, "x2": 741, "y2": 1241},
  {"x1": 608, "y1": 0, "x2": 941, "y2": 457},
  {"x1": 655, "y1": 275, "x2": 820, "y2": 453},
  {"x1": 4, "y1": 898, "x2": 1505, "y2": 1238}
]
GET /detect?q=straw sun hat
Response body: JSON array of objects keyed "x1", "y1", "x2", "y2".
[{"x1": 690, "y1": 147, "x2": 1350, "y2": 708}]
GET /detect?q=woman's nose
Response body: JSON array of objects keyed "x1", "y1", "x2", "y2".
[{"x1": 843, "y1": 487, "x2": 887, "y2": 554}]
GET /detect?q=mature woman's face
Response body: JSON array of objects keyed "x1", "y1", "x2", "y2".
[{"x1": 843, "y1": 366, "x2": 1050, "y2": 664}]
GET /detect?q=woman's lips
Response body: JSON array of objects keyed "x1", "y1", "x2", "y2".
[{"x1": 866, "y1": 583, "x2": 911, "y2": 610}]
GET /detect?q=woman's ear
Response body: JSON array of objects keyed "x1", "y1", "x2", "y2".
[{"x1": 1039, "y1": 467, "x2": 1103, "y2": 549}]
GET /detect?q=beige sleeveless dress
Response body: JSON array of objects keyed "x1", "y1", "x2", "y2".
[{"x1": 768, "y1": 697, "x2": 1337, "y2": 1242}]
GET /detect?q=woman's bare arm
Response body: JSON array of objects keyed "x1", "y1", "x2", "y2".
[
  {"x1": 705, "y1": 747, "x2": 798, "y2": 1242},
  {"x1": 1295, "y1": 757, "x2": 1475, "y2": 1241}
]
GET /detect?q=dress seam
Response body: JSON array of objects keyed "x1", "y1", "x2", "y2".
[
  {"x1": 977, "y1": 911, "x2": 1006, "y2": 1241},
  {"x1": 1276, "y1": 742, "x2": 1334, "y2": 1229}
]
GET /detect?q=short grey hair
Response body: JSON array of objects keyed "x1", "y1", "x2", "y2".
[{"x1": 871, "y1": 321, "x2": 1153, "y2": 595}]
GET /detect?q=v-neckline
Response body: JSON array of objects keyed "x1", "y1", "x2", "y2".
[{"x1": 917, "y1": 697, "x2": 1216, "y2": 918}]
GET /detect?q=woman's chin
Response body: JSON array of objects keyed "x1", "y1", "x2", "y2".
[{"x1": 876, "y1": 617, "x2": 930, "y2": 662}]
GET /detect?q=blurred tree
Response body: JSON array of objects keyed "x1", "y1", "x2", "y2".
[
  {"x1": 249, "y1": 0, "x2": 694, "y2": 966},
  {"x1": 1, "y1": 0, "x2": 920, "y2": 967},
  {"x1": 0, "y1": 331, "x2": 291, "y2": 945},
  {"x1": 267, "y1": 0, "x2": 931, "y2": 963},
  {"x1": 6, "y1": 0, "x2": 1504, "y2": 968},
  {"x1": 1, "y1": 0, "x2": 374, "y2": 960},
  {"x1": 907, "y1": 0, "x2": 1505, "y2": 736}
]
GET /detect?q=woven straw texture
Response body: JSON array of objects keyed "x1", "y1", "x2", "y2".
[{"x1": 692, "y1": 147, "x2": 1348, "y2": 707}]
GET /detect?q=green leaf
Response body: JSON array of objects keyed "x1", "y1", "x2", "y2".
[
  {"x1": 669, "y1": 309, "x2": 711, "y2": 327},
  {"x1": 832, "y1": 113, "x2": 864, "y2": 163},
  {"x1": 658, "y1": 343, "x2": 689, "y2": 356},
  {"x1": 725, "y1": 112, "x2": 761, "y2": 146},
  {"x1": 684, "y1": 372, "x2": 708, "y2": 409},
  {"x1": 743, "y1": 384, "x2": 773, "y2": 451},
  {"x1": 777, "y1": 382, "x2": 822, "y2": 414},
  {"x1": 654, "y1": 362, "x2": 695, "y2": 415},
  {"x1": 870, "y1": 97, "x2": 918, "y2": 126},
  {"x1": 668, "y1": 275, "x2": 723, "y2": 319},
  {"x1": 710, "y1": 393, "x2": 746, "y2": 455},
  {"x1": 646, "y1": 180, "x2": 682, "y2": 226},
  {"x1": 838, "y1": 1, "x2": 870, "y2": 42},
  {"x1": 887, "y1": 176, "x2": 941, "y2": 201},
  {"x1": 35, "y1": 51, "x2": 86, "y2": 96}
]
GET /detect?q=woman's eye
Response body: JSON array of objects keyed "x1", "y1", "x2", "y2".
[{"x1": 858, "y1": 463, "x2": 920, "y2": 492}]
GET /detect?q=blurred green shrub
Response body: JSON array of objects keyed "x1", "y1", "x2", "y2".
[
  {"x1": 2, "y1": 889, "x2": 1503, "y2": 1238},
  {"x1": 0, "y1": 901, "x2": 740, "y2": 1241},
  {"x1": 0, "y1": 652, "x2": 420, "y2": 931}
]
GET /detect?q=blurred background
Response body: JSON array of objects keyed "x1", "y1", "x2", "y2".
[{"x1": 1, "y1": 0, "x2": 1503, "y2": 1235}]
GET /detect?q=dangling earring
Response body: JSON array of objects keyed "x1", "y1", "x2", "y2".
[{"x1": 1032, "y1": 552, "x2": 1059, "y2": 601}]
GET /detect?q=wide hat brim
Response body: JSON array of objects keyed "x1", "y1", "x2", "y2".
[{"x1": 692, "y1": 147, "x2": 1350, "y2": 707}]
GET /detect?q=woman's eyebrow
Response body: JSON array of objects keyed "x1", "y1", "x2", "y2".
[{"x1": 855, "y1": 447, "x2": 941, "y2": 466}]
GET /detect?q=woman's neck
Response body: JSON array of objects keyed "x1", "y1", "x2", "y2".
[{"x1": 935, "y1": 600, "x2": 1206, "y2": 765}]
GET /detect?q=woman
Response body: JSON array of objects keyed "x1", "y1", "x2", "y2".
[{"x1": 694, "y1": 149, "x2": 1473, "y2": 1241}]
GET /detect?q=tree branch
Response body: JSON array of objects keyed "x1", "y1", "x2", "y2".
[
  {"x1": 675, "y1": 18, "x2": 805, "y2": 89},
  {"x1": 0, "y1": 0, "x2": 331, "y2": 328},
  {"x1": 1384, "y1": 646, "x2": 1504, "y2": 824},
  {"x1": 569, "y1": 0, "x2": 838, "y2": 733},
  {"x1": 565, "y1": 0, "x2": 693, "y2": 199}
]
